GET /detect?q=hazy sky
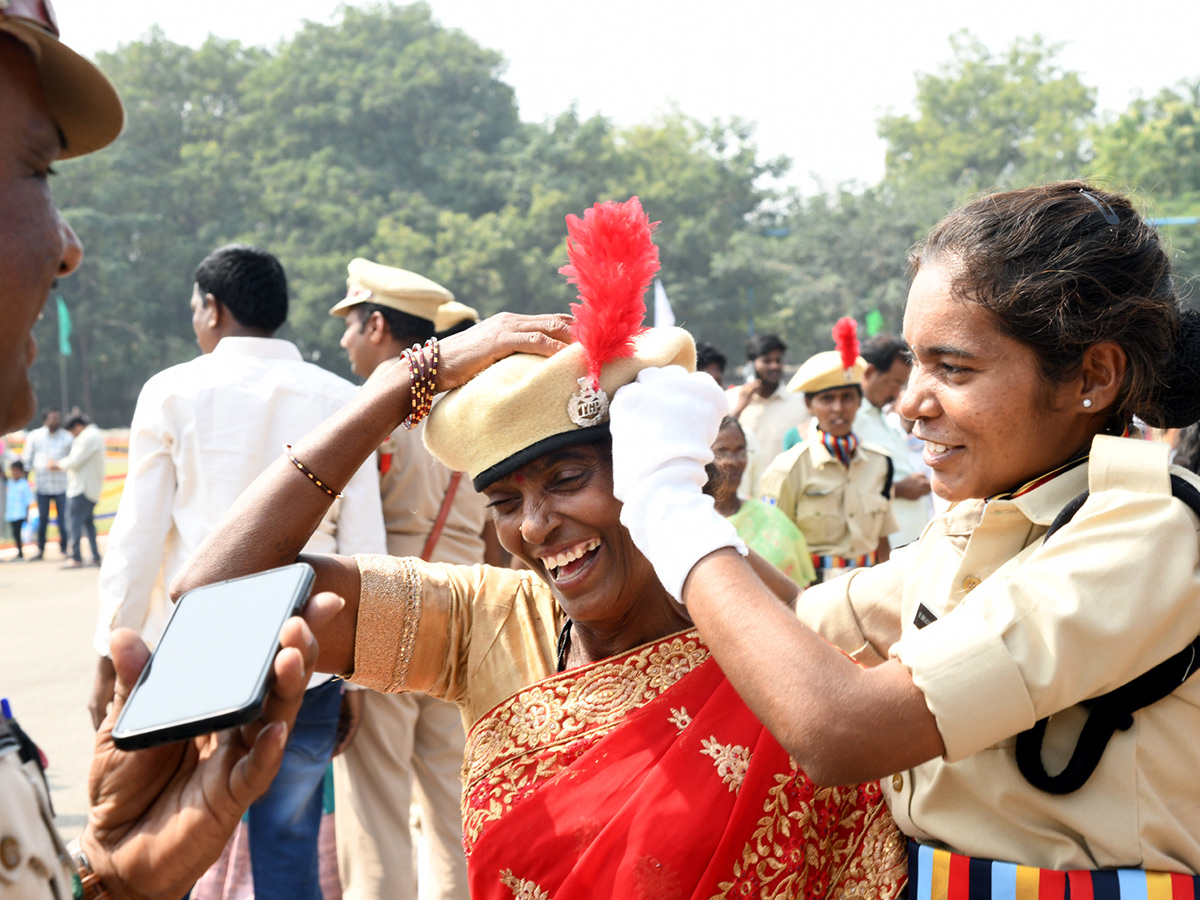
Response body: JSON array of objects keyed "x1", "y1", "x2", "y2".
[{"x1": 54, "y1": 0, "x2": 1200, "y2": 194}]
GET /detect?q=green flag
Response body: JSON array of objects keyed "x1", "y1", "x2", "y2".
[
  {"x1": 865, "y1": 308, "x2": 884, "y2": 337},
  {"x1": 56, "y1": 295, "x2": 72, "y2": 357}
]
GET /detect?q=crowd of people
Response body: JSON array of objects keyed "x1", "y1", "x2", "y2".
[
  {"x1": 6, "y1": 3, "x2": 1200, "y2": 900},
  {"x1": 3, "y1": 407, "x2": 105, "y2": 566}
]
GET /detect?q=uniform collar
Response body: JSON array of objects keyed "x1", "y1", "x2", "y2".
[{"x1": 989, "y1": 455, "x2": 1091, "y2": 526}]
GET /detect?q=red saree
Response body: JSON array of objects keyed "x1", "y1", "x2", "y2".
[{"x1": 461, "y1": 630, "x2": 905, "y2": 900}]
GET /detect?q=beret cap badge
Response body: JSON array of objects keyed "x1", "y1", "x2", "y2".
[{"x1": 567, "y1": 377, "x2": 610, "y2": 427}]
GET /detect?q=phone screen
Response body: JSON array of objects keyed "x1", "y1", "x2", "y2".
[{"x1": 113, "y1": 563, "x2": 314, "y2": 749}]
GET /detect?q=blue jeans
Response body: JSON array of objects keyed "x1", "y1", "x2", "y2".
[
  {"x1": 247, "y1": 679, "x2": 340, "y2": 900},
  {"x1": 67, "y1": 494, "x2": 99, "y2": 563}
]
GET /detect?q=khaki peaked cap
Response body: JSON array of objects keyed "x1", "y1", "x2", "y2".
[
  {"x1": 787, "y1": 350, "x2": 867, "y2": 395},
  {"x1": 434, "y1": 300, "x2": 480, "y2": 332},
  {"x1": 424, "y1": 327, "x2": 696, "y2": 490},
  {"x1": 329, "y1": 258, "x2": 454, "y2": 323},
  {"x1": 1, "y1": 2, "x2": 124, "y2": 159}
]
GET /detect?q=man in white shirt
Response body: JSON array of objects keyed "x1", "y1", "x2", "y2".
[
  {"x1": 54, "y1": 412, "x2": 105, "y2": 567},
  {"x1": 91, "y1": 244, "x2": 386, "y2": 900},
  {"x1": 854, "y1": 334, "x2": 933, "y2": 545},
  {"x1": 726, "y1": 333, "x2": 809, "y2": 495},
  {"x1": 21, "y1": 407, "x2": 72, "y2": 558}
]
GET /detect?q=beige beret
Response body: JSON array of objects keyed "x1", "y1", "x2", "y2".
[
  {"x1": 433, "y1": 300, "x2": 480, "y2": 333},
  {"x1": 787, "y1": 350, "x2": 867, "y2": 395},
  {"x1": 328, "y1": 258, "x2": 454, "y2": 322},
  {"x1": 425, "y1": 327, "x2": 696, "y2": 489}
]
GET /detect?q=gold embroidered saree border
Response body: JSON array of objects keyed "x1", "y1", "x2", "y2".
[{"x1": 462, "y1": 629, "x2": 710, "y2": 848}]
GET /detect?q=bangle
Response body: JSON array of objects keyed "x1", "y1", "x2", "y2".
[
  {"x1": 68, "y1": 839, "x2": 112, "y2": 900},
  {"x1": 284, "y1": 445, "x2": 343, "y2": 498},
  {"x1": 402, "y1": 337, "x2": 440, "y2": 430}
]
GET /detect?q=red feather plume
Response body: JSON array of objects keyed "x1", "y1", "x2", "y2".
[
  {"x1": 832, "y1": 317, "x2": 859, "y2": 372},
  {"x1": 559, "y1": 196, "x2": 661, "y2": 388}
]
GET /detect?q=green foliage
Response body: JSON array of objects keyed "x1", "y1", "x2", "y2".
[
  {"x1": 1090, "y1": 81, "x2": 1200, "y2": 198},
  {"x1": 879, "y1": 31, "x2": 1095, "y2": 198},
  {"x1": 31, "y1": 17, "x2": 1200, "y2": 424}
]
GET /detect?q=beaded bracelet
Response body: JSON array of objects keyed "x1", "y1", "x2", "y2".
[
  {"x1": 284, "y1": 444, "x2": 343, "y2": 498},
  {"x1": 402, "y1": 336, "x2": 440, "y2": 430}
]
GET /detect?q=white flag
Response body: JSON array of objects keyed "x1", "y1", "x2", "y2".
[{"x1": 654, "y1": 279, "x2": 675, "y2": 328}]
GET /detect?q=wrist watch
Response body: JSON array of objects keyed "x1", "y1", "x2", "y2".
[{"x1": 68, "y1": 841, "x2": 112, "y2": 900}]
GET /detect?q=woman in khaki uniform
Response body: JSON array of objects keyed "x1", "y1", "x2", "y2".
[
  {"x1": 610, "y1": 182, "x2": 1200, "y2": 895},
  {"x1": 759, "y1": 333, "x2": 897, "y2": 584}
]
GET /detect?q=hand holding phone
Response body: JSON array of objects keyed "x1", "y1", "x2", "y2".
[{"x1": 112, "y1": 563, "x2": 316, "y2": 750}]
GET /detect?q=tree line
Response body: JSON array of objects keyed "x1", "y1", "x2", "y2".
[{"x1": 32, "y1": 7, "x2": 1200, "y2": 426}]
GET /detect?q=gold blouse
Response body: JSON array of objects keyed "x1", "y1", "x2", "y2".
[{"x1": 348, "y1": 556, "x2": 564, "y2": 729}]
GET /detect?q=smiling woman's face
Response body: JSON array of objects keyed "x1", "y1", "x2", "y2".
[
  {"x1": 482, "y1": 443, "x2": 664, "y2": 628},
  {"x1": 898, "y1": 264, "x2": 1097, "y2": 501}
]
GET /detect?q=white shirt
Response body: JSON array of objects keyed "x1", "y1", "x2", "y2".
[
  {"x1": 95, "y1": 337, "x2": 386, "y2": 665},
  {"x1": 726, "y1": 385, "x2": 809, "y2": 496},
  {"x1": 853, "y1": 403, "x2": 932, "y2": 546},
  {"x1": 60, "y1": 423, "x2": 106, "y2": 501}
]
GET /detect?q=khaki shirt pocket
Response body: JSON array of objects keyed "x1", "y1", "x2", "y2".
[
  {"x1": 796, "y1": 488, "x2": 846, "y2": 546},
  {"x1": 854, "y1": 489, "x2": 891, "y2": 541}
]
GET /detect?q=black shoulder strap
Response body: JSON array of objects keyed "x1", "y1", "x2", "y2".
[
  {"x1": 1016, "y1": 474, "x2": 1200, "y2": 794},
  {"x1": 882, "y1": 454, "x2": 894, "y2": 500}
]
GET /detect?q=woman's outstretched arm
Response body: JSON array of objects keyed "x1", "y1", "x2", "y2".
[
  {"x1": 682, "y1": 549, "x2": 943, "y2": 785},
  {"x1": 610, "y1": 366, "x2": 944, "y2": 785},
  {"x1": 171, "y1": 313, "x2": 574, "y2": 674}
]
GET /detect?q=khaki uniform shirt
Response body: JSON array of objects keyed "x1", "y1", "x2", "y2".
[
  {"x1": 759, "y1": 432, "x2": 897, "y2": 559},
  {"x1": 798, "y1": 435, "x2": 1200, "y2": 871},
  {"x1": 349, "y1": 557, "x2": 561, "y2": 730},
  {"x1": 376, "y1": 418, "x2": 487, "y2": 566},
  {"x1": 0, "y1": 724, "x2": 74, "y2": 899}
]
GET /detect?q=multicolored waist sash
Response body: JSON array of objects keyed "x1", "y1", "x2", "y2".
[
  {"x1": 909, "y1": 842, "x2": 1200, "y2": 900},
  {"x1": 812, "y1": 551, "x2": 876, "y2": 573}
]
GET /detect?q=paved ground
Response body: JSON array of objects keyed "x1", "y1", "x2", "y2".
[{"x1": 0, "y1": 537, "x2": 108, "y2": 836}]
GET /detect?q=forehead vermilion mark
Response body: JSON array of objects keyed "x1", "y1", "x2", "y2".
[{"x1": 515, "y1": 474, "x2": 525, "y2": 483}]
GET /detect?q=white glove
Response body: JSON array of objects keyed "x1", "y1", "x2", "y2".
[{"x1": 609, "y1": 366, "x2": 747, "y2": 603}]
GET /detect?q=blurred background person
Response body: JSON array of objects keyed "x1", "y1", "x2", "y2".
[
  {"x1": 52, "y1": 411, "x2": 105, "y2": 568},
  {"x1": 760, "y1": 322, "x2": 895, "y2": 583},
  {"x1": 94, "y1": 244, "x2": 386, "y2": 900},
  {"x1": 22, "y1": 407, "x2": 71, "y2": 559},
  {"x1": 711, "y1": 415, "x2": 815, "y2": 585},
  {"x1": 856, "y1": 335, "x2": 933, "y2": 546},
  {"x1": 726, "y1": 333, "x2": 808, "y2": 495}
]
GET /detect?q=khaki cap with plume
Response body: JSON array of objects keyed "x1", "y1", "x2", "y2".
[
  {"x1": 424, "y1": 196, "x2": 694, "y2": 491},
  {"x1": 788, "y1": 317, "x2": 867, "y2": 394},
  {"x1": 424, "y1": 327, "x2": 695, "y2": 490}
]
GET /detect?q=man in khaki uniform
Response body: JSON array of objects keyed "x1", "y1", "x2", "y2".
[
  {"x1": 760, "y1": 346, "x2": 896, "y2": 583},
  {"x1": 331, "y1": 259, "x2": 496, "y2": 900}
]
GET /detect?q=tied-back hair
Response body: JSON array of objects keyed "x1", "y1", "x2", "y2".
[
  {"x1": 194, "y1": 244, "x2": 288, "y2": 333},
  {"x1": 910, "y1": 181, "x2": 1200, "y2": 430}
]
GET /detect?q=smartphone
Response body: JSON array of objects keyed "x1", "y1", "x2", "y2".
[{"x1": 112, "y1": 562, "x2": 315, "y2": 750}]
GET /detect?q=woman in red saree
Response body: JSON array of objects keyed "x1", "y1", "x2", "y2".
[
  {"x1": 462, "y1": 629, "x2": 898, "y2": 900},
  {"x1": 174, "y1": 200, "x2": 905, "y2": 899}
]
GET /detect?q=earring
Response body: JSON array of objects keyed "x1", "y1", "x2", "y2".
[{"x1": 1082, "y1": 398, "x2": 1093, "y2": 408}]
